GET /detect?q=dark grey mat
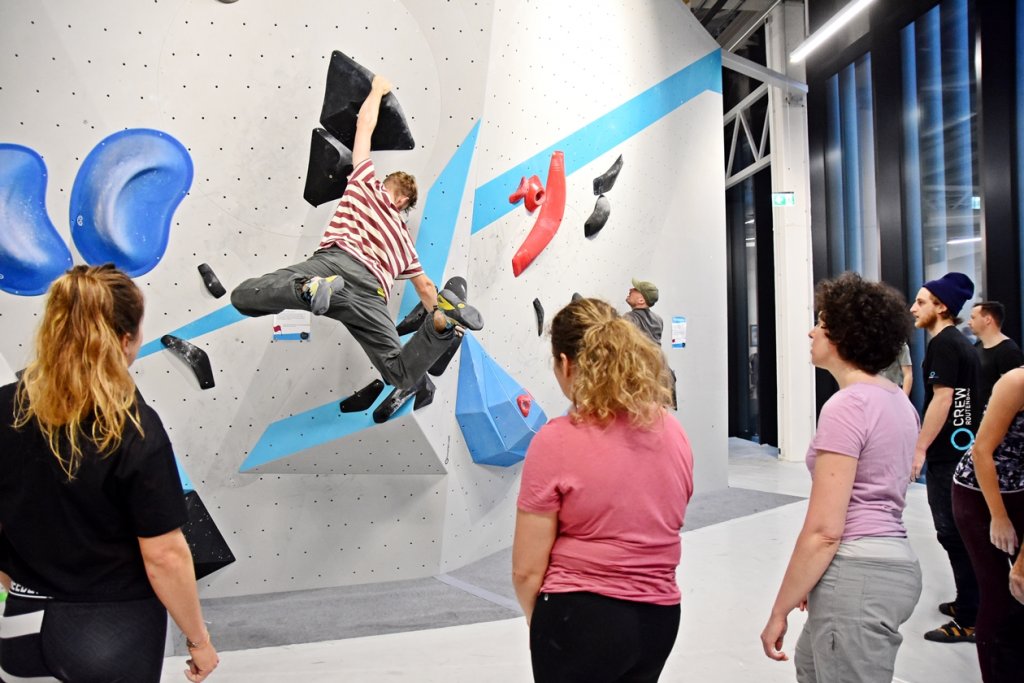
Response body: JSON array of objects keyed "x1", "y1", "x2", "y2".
[{"x1": 188, "y1": 486, "x2": 802, "y2": 653}]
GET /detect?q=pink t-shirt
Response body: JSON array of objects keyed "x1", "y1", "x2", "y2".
[
  {"x1": 517, "y1": 411, "x2": 694, "y2": 605},
  {"x1": 806, "y1": 382, "x2": 920, "y2": 541}
]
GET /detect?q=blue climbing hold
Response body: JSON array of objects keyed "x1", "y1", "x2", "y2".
[
  {"x1": 456, "y1": 334, "x2": 548, "y2": 467},
  {"x1": 0, "y1": 144, "x2": 73, "y2": 295},
  {"x1": 69, "y1": 128, "x2": 193, "y2": 277}
]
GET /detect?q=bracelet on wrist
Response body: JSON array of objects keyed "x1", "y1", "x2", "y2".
[{"x1": 186, "y1": 633, "x2": 210, "y2": 650}]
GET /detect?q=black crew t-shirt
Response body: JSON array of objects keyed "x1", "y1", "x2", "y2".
[
  {"x1": 975, "y1": 338, "x2": 1024, "y2": 409},
  {"x1": 923, "y1": 326, "x2": 981, "y2": 463},
  {"x1": 0, "y1": 383, "x2": 188, "y2": 601}
]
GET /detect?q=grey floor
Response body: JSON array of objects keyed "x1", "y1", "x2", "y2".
[{"x1": 186, "y1": 453, "x2": 802, "y2": 655}]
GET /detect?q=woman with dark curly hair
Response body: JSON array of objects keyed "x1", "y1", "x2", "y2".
[
  {"x1": 512, "y1": 298, "x2": 693, "y2": 683},
  {"x1": 760, "y1": 272, "x2": 922, "y2": 681}
]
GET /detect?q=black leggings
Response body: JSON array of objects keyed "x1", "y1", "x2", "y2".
[
  {"x1": 530, "y1": 591, "x2": 680, "y2": 683},
  {"x1": 0, "y1": 593, "x2": 167, "y2": 683},
  {"x1": 953, "y1": 485, "x2": 1024, "y2": 683}
]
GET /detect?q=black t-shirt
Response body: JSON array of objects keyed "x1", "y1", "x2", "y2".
[
  {"x1": 0, "y1": 383, "x2": 188, "y2": 601},
  {"x1": 923, "y1": 326, "x2": 981, "y2": 463},
  {"x1": 975, "y1": 338, "x2": 1024, "y2": 409}
]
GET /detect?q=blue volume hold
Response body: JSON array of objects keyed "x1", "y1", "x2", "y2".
[
  {"x1": 70, "y1": 129, "x2": 193, "y2": 277},
  {"x1": 0, "y1": 144, "x2": 73, "y2": 295}
]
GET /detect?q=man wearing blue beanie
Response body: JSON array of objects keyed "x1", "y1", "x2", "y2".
[{"x1": 910, "y1": 272, "x2": 981, "y2": 643}]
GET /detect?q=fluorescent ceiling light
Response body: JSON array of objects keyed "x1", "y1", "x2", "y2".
[
  {"x1": 947, "y1": 237, "x2": 981, "y2": 245},
  {"x1": 790, "y1": 0, "x2": 875, "y2": 63}
]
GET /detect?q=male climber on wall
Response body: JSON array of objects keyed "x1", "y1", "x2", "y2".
[{"x1": 231, "y1": 75, "x2": 483, "y2": 417}]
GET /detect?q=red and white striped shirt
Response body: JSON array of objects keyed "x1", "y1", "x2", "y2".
[{"x1": 319, "y1": 159, "x2": 422, "y2": 300}]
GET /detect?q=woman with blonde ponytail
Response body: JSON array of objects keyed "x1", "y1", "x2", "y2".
[
  {"x1": 513, "y1": 297, "x2": 694, "y2": 683},
  {"x1": 0, "y1": 265, "x2": 218, "y2": 682}
]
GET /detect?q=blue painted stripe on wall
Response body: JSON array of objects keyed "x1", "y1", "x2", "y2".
[
  {"x1": 471, "y1": 49, "x2": 722, "y2": 234},
  {"x1": 238, "y1": 386, "x2": 412, "y2": 472},
  {"x1": 176, "y1": 455, "x2": 195, "y2": 493},
  {"x1": 397, "y1": 121, "x2": 481, "y2": 322},
  {"x1": 138, "y1": 303, "x2": 247, "y2": 359}
]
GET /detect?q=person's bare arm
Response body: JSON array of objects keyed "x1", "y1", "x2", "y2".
[
  {"x1": 901, "y1": 365, "x2": 913, "y2": 397},
  {"x1": 760, "y1": 453, "x2": 855, "y2": 661},
  {"x1": 1011, "y1": 550, "x2": 1024, "y2": 605},
  {"x1": 410, "y1": 273, "x2": 438, "y2": 312},
  {"x1": 912, "y1": 385, "x2": 953, "y2": 479},
  {"x1": 139, "y1": 529, "x2": 219, "y2": 681},
  {"x1": 972, "y1": 370, "x2": 1024, "y2": 554},
  {"x1": 352, "y1": 76, "x2": 392, "y2": 165},
  {"x1": 0, "y1": 569, "x2": 10, "y2": 592},
  {"x1": 512, "y1": 509, "x2": 558, "y2": 625}
]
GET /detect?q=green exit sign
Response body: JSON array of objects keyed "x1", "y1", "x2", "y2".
[{"x1": 772, "y1": 192, "x2": 796, "y2": 207}]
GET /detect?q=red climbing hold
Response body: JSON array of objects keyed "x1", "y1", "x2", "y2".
[
  {"x1": 512, "y1": 152, "x2": 566, "y2": 277},
  {"x1": 517, "y1": 393, "x2": 532, "y2": 417},
  {"x1": 508, "y1": 174, "x2": 546, "y2": 212}
]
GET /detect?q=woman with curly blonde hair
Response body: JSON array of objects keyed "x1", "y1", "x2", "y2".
[
  {"x1": 0, "y1": 265, "x2": 218, "y2": 683},
  {"x1": 513, "y1": 297, "x2": 694, "y2": 683}
]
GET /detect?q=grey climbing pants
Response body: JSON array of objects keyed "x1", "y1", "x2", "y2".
[{"x1": 230, "y1": 246, "x2": 454, "y2": 390}]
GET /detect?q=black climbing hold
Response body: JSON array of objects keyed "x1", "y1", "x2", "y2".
[
  {"x1": 584, "y1": 195, "x2": 611, "y2": 238},
  {"x1": 395, "y1": 305, "x2": 428, "y2": 336},
  {"x1": 161, "y1": 335, "x2": 215, "y2": 390},
  {"x1": 372, "y1": 380, "x2": 421, "y2": 423},
  {"x1": 428, "y1": 335, "x2": 463, "y2": 377},
  {"x1": 592, "y1": 155, "x2": 623, "y2": 195},
  {"x1": 533, "y1": 298, "x2": 544, "y2": 336},
  {"x1": 303, "y1": 127, "x2": 354, "y2": 207},
  {"x1": 300, "y1": 331, "x2": 310, "y2": 340},
  {"x1": 182, "y1": 490, "x2": 235, "y2": 580},
  {"x1": 319, "y1": 50, "x2": 415, "y2": 152},
  {"x1": 339, "y1": 378, "x2": 386, "y2": 413},
  {"x1": 197, "y1": 263, "x2": 226, "y2": 299},
  {"x1": 396, "y1": 276, "x2": 469, "y2": 335},
  {"x1": 571, "y1": 292, "x2": 583, "y2": 302},
  {"x1": 414, "y1": 375, "x2": 436, "y2": 410}
]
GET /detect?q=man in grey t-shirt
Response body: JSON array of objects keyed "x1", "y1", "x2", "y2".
[
  {"x1": 624, "y1": 278, "x2": 663, "y2": 345},
  {"x1": 624, "y1": 278, "x2": 676, "y2": 409},
  {"x1": 879, "y1": 342, "x2": 913, "y2": 397}
]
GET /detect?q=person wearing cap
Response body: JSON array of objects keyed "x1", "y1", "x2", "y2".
[
  {"x1": 910, "y1": 271, "x2": 982, "y2": 643},
  {"x1": 625, "y1": 279, "x2": 677, "y2": 409},
  {"x1": 624, "y1": 279, "x2": 663, "y2": 346}
]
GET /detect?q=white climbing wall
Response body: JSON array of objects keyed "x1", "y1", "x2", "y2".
[{"x1": 0, "y1": 0, "x2": 727, "y2": 598}]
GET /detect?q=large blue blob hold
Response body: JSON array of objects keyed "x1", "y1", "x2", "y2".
[
  {"x1": 0, "y1": 144, "x2": 73, "y2": 295},
  {"x1": 70, "y1": 129, "x2": 193, "y2": 277},
  {"x1": 456, "y1": 335, "x2": 547, "y2": 467}
]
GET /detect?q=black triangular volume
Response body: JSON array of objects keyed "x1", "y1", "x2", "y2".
[
  {"x1": 339, "y1": 378, "x2": 385, "y2": 413},
  {"x1": 428, "y1": 335, "x2": 463, "y2": 377},
  {"x1": 303, "y1": 128, "x2": 354, "y2": 207},
  {"x1": 182, "y1": 490, "x2": 236, "y2": 580},
  {"x1": 318, "y1": 50, "x2": 415, "y2": 151}
]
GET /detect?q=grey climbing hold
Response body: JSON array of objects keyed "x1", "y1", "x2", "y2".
[
  {"x1": 533, "y1": 298, "x2": 544, "y2": 337},
  {"x1": 584, "y1": 195, "x2": 611, "y2": 238},
  {"x1": 197, "y1": 263, "x2": 226, "y2": 299},
  {"x1": 592, "y1": 155, "x2": 623, "y2": 195},
  {"x1": 161, "y1": 335, "x2": 215, "y2": 390}
]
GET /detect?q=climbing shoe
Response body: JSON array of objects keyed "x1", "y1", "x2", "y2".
[
  {"x1": 924, "y1": 620, "x2": 975, "y2": 643},
  {"x1": 436, "y1": 288, "x2": 483, "y2": 331},
  {"x1": 303, "y1": 275, "x2": 342, "y2": 316}
]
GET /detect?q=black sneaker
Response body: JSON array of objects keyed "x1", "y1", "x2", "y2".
[
  {"x1": 938, "y1": 602, "x2": 957, "y2": 618},
  {"x1": 924, "y1": 620, "x2": 975, "y2": 643},
  {"x1": 436, "y1": 288, "x2": 483, "y2": 331}
]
